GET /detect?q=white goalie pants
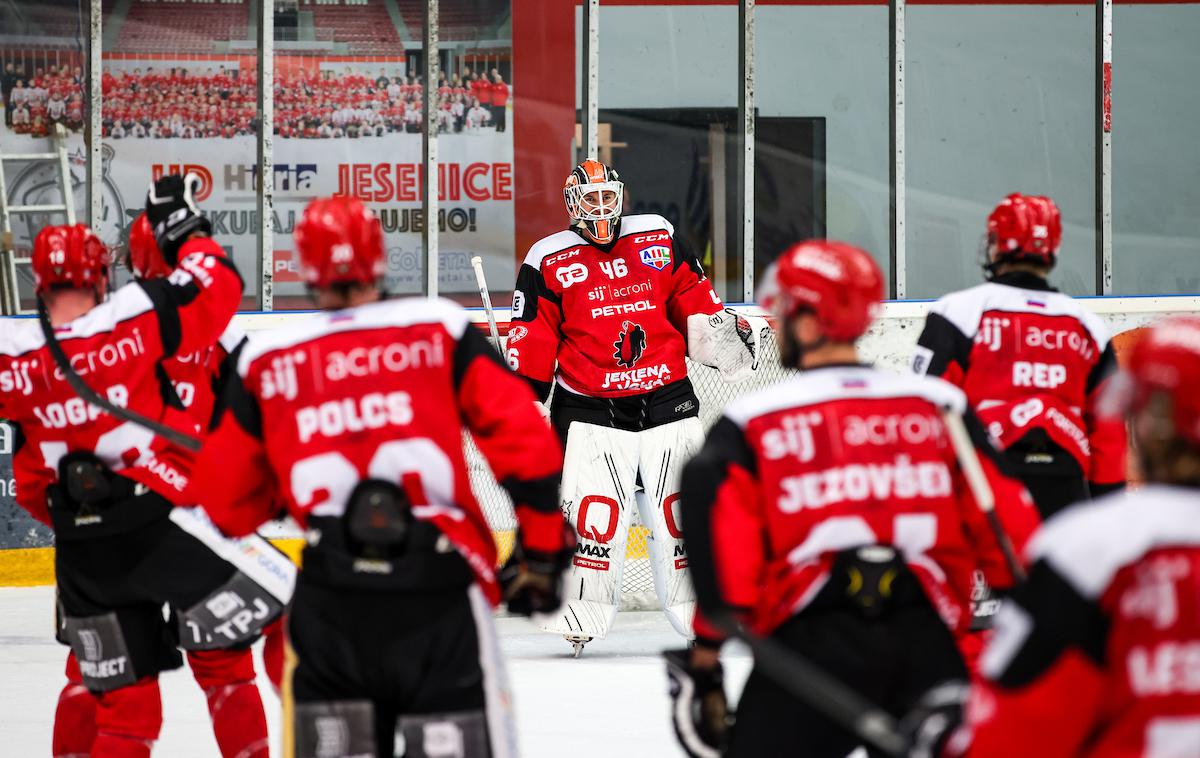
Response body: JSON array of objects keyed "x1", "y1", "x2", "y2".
[{"x1": 540, "y1": 416, "x2": 703, "y2": 640}]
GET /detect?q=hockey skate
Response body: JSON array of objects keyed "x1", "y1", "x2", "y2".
[{"x1": 565, "y1": 634, "x2": 592, "y2": 658}]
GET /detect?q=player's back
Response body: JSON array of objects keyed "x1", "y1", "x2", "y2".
[
  {"x1": 970, "y1": 485, "x2": 1200, "y2": 757},
  {"x1": 916, "y1": 277, "x2": 1110, "y2": 414},
  {"x1": 235, "y1": 297, "x2": 477, "y2": 531},
  {"x1": 721, "y1": 365, "x2": 1006, "y2": 634}
]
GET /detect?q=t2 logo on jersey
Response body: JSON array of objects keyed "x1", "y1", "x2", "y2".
[
  {"x1": 639, "y1": 245, "x2": 671, "y2": 271},
  {"x1": 555, "y1": 262, "x2": 589, "y2": 288},
  {"x1": 613, "y1": 321, "x2": 647, "y2": 368}
]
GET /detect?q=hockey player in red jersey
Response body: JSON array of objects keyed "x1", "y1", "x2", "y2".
[
  {"x1": 190, "y1": 196, "x2": 574, "y2": 758},
  {"x1": 907, "y1": 315, "x2": 1200, "y2": 758},
  {"x1": 0, "y1": 175, "x2": 284, "y2": 758},
  {"x1": 668, "y1": 241, "x2": 1039, "y2": 758},
  {"x1": 507, "y1": 159, "x2": 765, "y2": 653},
  {"x1": 911, "y1": 194, "x2": 1126, "y2": 519}
]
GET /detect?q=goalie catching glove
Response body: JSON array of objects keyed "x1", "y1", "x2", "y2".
[
  {"x1": 498, "y1": 523, "x2": 575, "y2": 616},
  {"x1": 146, "y1": 172, "x2": 212, "y2": 265},
  {"x1": 688, "y1": 308, "x2": 770, "y2": 384},
  {"x1": 664, "y1": 647, "x2": 731, "y2": 758}
]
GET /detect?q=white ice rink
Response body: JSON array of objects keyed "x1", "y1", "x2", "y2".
[{"x1": 0, "y1": 586, "x2": 754, "y2": 757}]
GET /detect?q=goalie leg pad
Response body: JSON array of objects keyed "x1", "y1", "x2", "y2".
[
  {"x1": 397, "y1": 710, "x2": 491, "y2": 758},
  {"x1": 638, "y1": 418, "x2": 704, "y2": 637},
  {"x1": 292, "y1": 700, "x2": 376, "y2": 758},
  {"x1": 540, "y1": 422, "x2": 639, "y2": 640}
]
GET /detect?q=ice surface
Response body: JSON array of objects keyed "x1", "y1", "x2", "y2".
[{"x1": 0, "y1": 586, "x2": 754, "y2": 757}]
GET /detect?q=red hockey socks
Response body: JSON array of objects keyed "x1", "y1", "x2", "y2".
[
  {"x1": 188, "y1": 648, "x2": 270, "y2": 758},
  {"x1": 91, "y1": 675, "x2": 162, "y2": 758},
  {"x1": 53, "y1": 652, "x2": 97, "y2": 758}
]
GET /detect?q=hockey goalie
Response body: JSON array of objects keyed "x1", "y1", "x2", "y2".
[{"x1": 506, "y1": 160, "x2": 766, "y2": 654}]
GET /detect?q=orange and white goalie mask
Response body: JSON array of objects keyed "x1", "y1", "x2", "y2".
[{"x1": 564, "y1": 160, "x2": 623, "y2": 245}]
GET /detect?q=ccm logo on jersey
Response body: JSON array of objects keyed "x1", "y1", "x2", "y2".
[
  {"x1": 639, "y1": 245, "x2": 671, "y2": 271},
  {"x1": 1012, "y1": 361, "x2": 1067, "y2": 388},
  {"x1": 295, "y1": 391, "x2": 414, "y2": 442},
  {"x1": 555, "y1": 262, "x2": 589, "y2": 288}
]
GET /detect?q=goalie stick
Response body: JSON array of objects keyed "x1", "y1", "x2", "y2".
[
  {"x1": 37, "y1": 297, "x2": 203, "y2": 452},
  {"x1": 470, "y1": 255, "x2": 502, "y2": 349},
  {"x1": 941, "y1": 409, "x2": 1027, "y2": 582}
]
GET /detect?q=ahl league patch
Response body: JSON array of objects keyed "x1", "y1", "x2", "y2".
[{"x1": 639, "y1": 245, "x2": 672, "y2": 271}]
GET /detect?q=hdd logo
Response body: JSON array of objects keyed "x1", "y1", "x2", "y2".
[
  {"x1": 555, "y1": 262, "x2": 589, "y2": 288},
  {"x1": 613, "y1": 320, "x2": 647, "y2": 369}
]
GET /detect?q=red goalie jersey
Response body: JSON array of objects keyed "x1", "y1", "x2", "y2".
[
  {"x1": 507, "y1": 214, "x2": 724, "y2": 399},
  {"x1": 681, "y1": 366, "x2": 1040, "y2": 642},
  {"x1": 190, "y1": 298, "x2": 566, "y2": 604},
  {"x1": 912, "y1": 274, "x2": 1126, "y2": 493},
  {"x1": 0, "y1": 237, "x2": 242, "y2": 526}
]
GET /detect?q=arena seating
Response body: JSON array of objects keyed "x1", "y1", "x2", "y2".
[
  {"x1": 117, "y1": 0, "x2": 250, "y2": 54},
  {"x1": 310, "y1": 0, "x2": 401, "y2": 55}
]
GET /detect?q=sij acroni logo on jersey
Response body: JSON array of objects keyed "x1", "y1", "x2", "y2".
[{"x1": 639, "y1": 245, "x2": 671, "y2": 271}]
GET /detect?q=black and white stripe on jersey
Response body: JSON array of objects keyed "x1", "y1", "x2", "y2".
[
  {"x1": 0, "y1": 283, "x2": 156, "y2": 359},
  {"x1": 235, "y1": 296, "x2": 473, "y2": 377},
  {"x1": 519, "y1": 213, "x2": 676, "y2": 271},
  {"x1": 928, "y1": 281, "x2": 1111, "y2": 348},
  {"x1": 721, "y1": 365, "x2": 969, "y2": 428}
]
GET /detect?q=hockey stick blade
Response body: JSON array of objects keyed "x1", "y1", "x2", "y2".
[
  {"x1": 37, "y1": 298, "x2": 202, "y2": 451},
  {"x1": 940, "y1": 409, "x2": 1027, "y2": 582},
  {"x1": 710, "y1": 613, "x2": 907, "y2": 756},
  {"x1": 470, "y1": 255, "x2": 502, "y2": 349}
]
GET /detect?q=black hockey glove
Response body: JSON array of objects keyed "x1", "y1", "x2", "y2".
[
  {"x1": 145, "y1": 172, "x2": 211, "y2": 266},
  {"x1": 899, "y1": 681, "x2": 969, "y2": 758},
  {"x1": 499, "y1": 524, "x2": 574, "y2": 616},
  {"x1": 664, "y1": 647, "x2": 730, "y2": 758}
]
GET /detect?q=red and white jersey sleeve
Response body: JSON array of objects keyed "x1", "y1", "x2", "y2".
[
  {"x1": 912, "y1": 279, "x2": 1127, "y2": 490},
  {"x1": 190, "y1": 297, "x2": 566, "y2": 605},
  {"x1": 0, "y1": 237, "x2": 241, "y2": 522},
  {"x1": 680, "y1": 366, "x2": 1040, "y2": 643},
  {"x1": 506, "y1": 214, "x2": 723, "y2": 400},
  {"x1": 161, "y1": 321, "x2": 247, "y2": 435},
  {"x1": 951, "y1": 486, "x2": 1200, "y2": 758}
]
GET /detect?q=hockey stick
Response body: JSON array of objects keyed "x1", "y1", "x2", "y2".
[
  {"x1": 709, "y1": 614, "x2": 907, "y2": 756},
  {"x1": 941, "y1": 409, "x2": 1027, "y2": 582},
  {"x1": 37, "y1": 297, "x2": 203, "y2": 451},
  {"x1": 470, "y1": 255, "x2": 502, "y2": 349}
]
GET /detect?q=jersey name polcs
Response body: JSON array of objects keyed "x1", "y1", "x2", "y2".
[
  {"x1": 191, "y1": 298, "x2": 565, "y2": 605},
  {"x1": 0, "y1": 238, "x2": 242, "y2": 524},
  {"x1": 508, "y1": 214, "x2": 724, "y2": 398},
  {"x1": 958, "y1": 486, "x2": 1200, "y2": 757},
  {"x1": 695, "y1": 367, "x2": 1038, "y2": 639},
  {"x1": 912, "y1": 280, "x2": 1126, "y2": 487}
]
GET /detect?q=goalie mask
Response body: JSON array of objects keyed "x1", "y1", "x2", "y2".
[{"x1": 564, "y1": 160, "x2": 623, "y2": 245}]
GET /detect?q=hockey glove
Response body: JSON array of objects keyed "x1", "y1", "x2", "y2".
[
  {"x1": 899, "y1": 680, "x2": 969, "y2": 758},
  {"x1": 146, "y1": 172, "x2": 212, "y2": 266},
  {"x1": 664, "y1": 647, "x2": 730, "y2": 758},
  {"x1": 499, "y1": 525, "x2": 574, "y2": 616}
]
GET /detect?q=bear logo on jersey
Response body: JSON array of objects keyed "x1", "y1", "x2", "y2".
[
  {"x1": 640, "y1": 245, "x2": 671, "y2": 271},
  {"x1": 613, "y1": 321, "x2": 647, "y2": 368}
]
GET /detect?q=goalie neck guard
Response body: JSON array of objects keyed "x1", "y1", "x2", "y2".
[{"x1": 564, "y1": 160, "x2": 623, "y2": 245}]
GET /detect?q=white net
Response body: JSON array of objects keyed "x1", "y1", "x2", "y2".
[{"x1": 467, "y1": 317, "x2": 793, "y2": 610}]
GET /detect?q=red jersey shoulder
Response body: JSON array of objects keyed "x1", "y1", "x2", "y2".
[{"x1": 931, "y1": 282, "x2": 1110, "y2": 353}]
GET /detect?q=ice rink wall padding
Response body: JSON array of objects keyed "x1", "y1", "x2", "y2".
[{"x1": 0, "y1": 298, "x2": 1188, "y2": 586}]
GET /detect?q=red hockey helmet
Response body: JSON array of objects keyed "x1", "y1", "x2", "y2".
[
  {"x1": 127, "y1": 212, "x2": 172, "y2": 279},
  {"x1": 294, "y1": 196, "x2": 385, "y2": 288},
  {"x1": 758, "y1": 241, "x2": 883, "y2": 342},
  {"x1": 32, "y1": 224, "x2": 111, "y2": 296},
  {"x1": 564, "y1": 160, "x2": 623, "y2": 245},
  {"x1": 1123, "y1": 316, "x2": 1200, "y2": 447},
  {"x1": 986, "y1": 193, "x2": 1062, "y2": 268}
]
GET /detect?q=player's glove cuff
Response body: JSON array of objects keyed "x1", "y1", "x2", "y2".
[
  {"x1": 899, "y1": 680, "x2": 969, "y2": 758},
  {"x1": 664, "y1": 648, "x2": 730, "y2": 758},
  {"x1": 146, "y1": 172, "x2": 212, "y2": 265}
]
